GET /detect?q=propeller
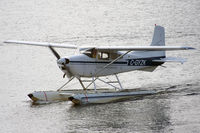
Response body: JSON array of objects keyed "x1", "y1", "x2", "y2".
[
  {"x1": 49, "y1": 46, "x2": 60, "y2": 60},
  {"x1": 48, "y1": 46, "x2": 72, "y2": 78}
]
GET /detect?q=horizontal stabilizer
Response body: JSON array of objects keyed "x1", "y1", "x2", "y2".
[{"x1": 152, "y1": 57, "x2": 187, "y2": 64}]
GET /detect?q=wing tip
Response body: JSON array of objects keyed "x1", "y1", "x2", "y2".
[
  {"x1": 4, "y1": 40, "x2": 12, "y2": 43},
  {"x1": 186, "y1": 47, "x2": 195, "y2": 50}
]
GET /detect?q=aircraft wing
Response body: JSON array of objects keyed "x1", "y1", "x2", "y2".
[
  {"x1": 4, "y1": 40, "x2": 77, "y2": 49},
  {"x1": 152, "y1": 57, "x2": 187, "y2": 64},
  {"x1": 4, "y1": 40, "x2": 195, "y2": 51},
  {"x1": 90, "y1": 46, "x2": 195, "y2": 52}
]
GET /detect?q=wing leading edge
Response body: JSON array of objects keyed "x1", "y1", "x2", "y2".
[
  {"x1": 4, "y1": 40, "x2": 77, "y2": 49},
  {"x1": 4, "y1": 40, "x2": 195, "y2": 52}
]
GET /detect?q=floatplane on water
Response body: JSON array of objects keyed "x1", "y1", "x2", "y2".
[{"x1": 4, "y1": 25, "x2": 195, "y2": 105}]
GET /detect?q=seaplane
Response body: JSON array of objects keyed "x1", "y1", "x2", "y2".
[{"x1": 4, "y1": 25, "x2": 195, "y2": 105}]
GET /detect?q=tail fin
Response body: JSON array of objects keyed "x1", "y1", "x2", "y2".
[
  {"x1": 150, "y1": 25, "x2": 165, "y2": 57},
  {"x1": 151, "y1": 25, "x2": 165, "y2": 46}
]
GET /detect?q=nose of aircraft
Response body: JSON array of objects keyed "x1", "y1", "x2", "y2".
[
  {"x1": 57, "y1": 58, "x2": 69, "y2": 65},
  {"x1": 57, "y1": 58, "x2": 72, "y2": 78}
]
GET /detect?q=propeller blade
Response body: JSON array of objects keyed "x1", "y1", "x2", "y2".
[
  {"x1": 49, "y1": 46, "x2": 60, "y2": 60},
  {"x1": 64, "y1": 66, "x2": 73, "y2": 78}
]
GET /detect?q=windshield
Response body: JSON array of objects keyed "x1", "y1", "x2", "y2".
[{"x1": 82, "y1": 48, "x2": 97, "y2": 58}]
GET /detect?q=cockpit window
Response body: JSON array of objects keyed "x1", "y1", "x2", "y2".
[
  {"x1": 83, "y1": 50, "x2": 92, "y2": 57},
  {"x1": 82, "y1": 48, "x2": 97, "y2": 58},
  {"x1": 82, "y1": 49, "x2": 120, "y2": 60}
]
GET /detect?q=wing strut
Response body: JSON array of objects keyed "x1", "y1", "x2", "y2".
[{"x1": 85, "y1": 50, "x2": 131, "y2": 89}]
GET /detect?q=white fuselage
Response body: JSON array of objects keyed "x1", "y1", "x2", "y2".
[{"x1": 57, "y1": 51, "x2": 164, "y2": 77}]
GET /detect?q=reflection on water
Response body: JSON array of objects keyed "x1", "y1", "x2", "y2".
[
  {"x1": 147, "y1": 97, "x2": 170, "y2": 132},
  {"x1": 64, "y1": 94, "x2": 171, "y2": 132}
]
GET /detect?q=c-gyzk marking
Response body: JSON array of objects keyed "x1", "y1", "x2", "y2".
[{"x1": 128, "y1": 59, "x2": 147, "y2": 66}]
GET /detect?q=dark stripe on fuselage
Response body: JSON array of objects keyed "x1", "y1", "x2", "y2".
[
  {"x1": 69, "y1": 56, "x2": 165, "y2": 66},
  {"x1": 70, "y1": 61, "x2": 127, "y2": 64}
]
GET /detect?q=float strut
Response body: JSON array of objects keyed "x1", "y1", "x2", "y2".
[
  {"x1": 78, "y1": 78, "x2": 87, "y2": 90},
  {"x1": 57, "y1": 77, "x2": 74, "y2": 91},
  {"x1": 115, "y1": 74, "x2": 123, "y2": 90},
  {"x1": 92, "y1": 77, "x2": 97, "y2": 92}
]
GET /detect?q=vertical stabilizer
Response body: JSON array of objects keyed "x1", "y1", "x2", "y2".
[
  {"x1": 151, "y1": 25, "x2": 165, "y2": 46},
  {"x1": 150, "y1": 25, "x2": 165, "y2": 57}
]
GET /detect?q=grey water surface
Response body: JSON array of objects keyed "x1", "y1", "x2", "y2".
[{"x1": 0, "y1": 0, "x2": 200, "y2": 132}]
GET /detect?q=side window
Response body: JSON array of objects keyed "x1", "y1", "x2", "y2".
[
  {"x1": 98, "y1": 52, "x2": 109, "y2": 60},
  {"x1": 110, "y1": 52, "x2": 120, "y2": 59},
  {"x1": 102, "y1": 53, "x2": 109, "y2": 59}
]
